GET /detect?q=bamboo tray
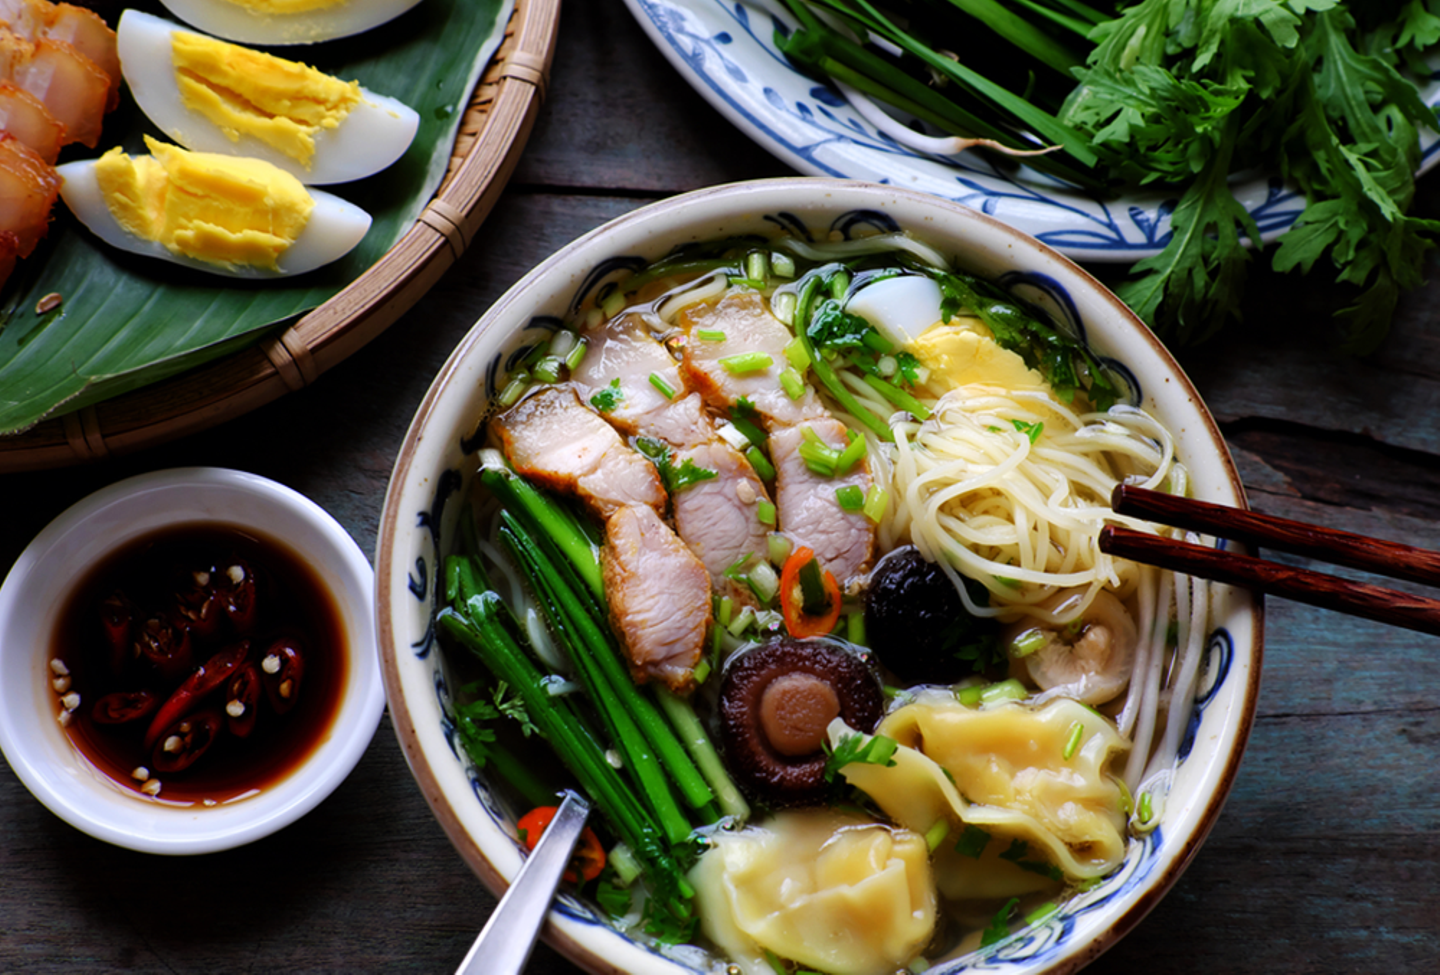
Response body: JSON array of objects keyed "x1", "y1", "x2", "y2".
[{"x1": 0, "y1": 0, "x2": 559, "y2": 473}]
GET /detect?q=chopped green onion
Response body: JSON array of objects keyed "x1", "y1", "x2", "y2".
[
  {"x1": 924, "y1": 818, "x2": 951, "y2": 852},
  {"x1": 695, "y1": 328, "x2": 726, "y2": 342},
  {"x1": 649, "y1": 373, "x2": 677, "y2": 399},
  {"x1": 533, "y1": 356, "x2": 563, "y2": 384},
  {"x1": 767, "y1": 532, "x2": 792, "y2": 566},
  {"x1": 565, "y1": 337, "x2": 588, "y2": 371},
  {"x1": 798, "y1": 426, "x2": 840, "y2": 476},
  {"x1": 549, "y1": 330, "x2": 577, "y2": 361},
  {"x1": 1063, "y1": 722, "x2": 1084, "y2": 761},
  {"x1": 747, "y1": 559, "x2": 780, "y2": 604},
  {"x1": 691, "y1": 658, "x2": 711, "y2": 686},
  {"x1": 770, "y1": 251, "x2": 795, "y2": 278},
  {"x1": 498, "y1": 373, "x2": 531, "y2": 407},
  {"x1": 836, "y1": 430, "x2": 867, "y2": 474},
  {"x1": 1025, "y1": 901, "x2": 1060, "y2": 926},
  {"x1": 757, "y1": 500, "x2": 777, "y2": 526},
  {"x1": 1138, "y1": 791, "x2": 1154, "y2": 824},
  {"x1": 835, "y1": 484, "x2": 865, "y2": 512},
  {"x1": 771, "y1": 290, "x2": 798, "y2": 325},
  {"x1": 717, "y1": 595, "x2": 734, "y2": 630},
  {"x1": 731, "y1": 405, "x2": 767, "y2": 448},
  {"x1": 846, "y1": 608, "x2": 865, "y2": 645},
  {"x1": 745, "y1": 446, "x2": 775, "y2": 481},
  {"x1": 600, "y1": 286, "x2": 626, "y2": 319},
  {"x1": 779, "y1": 366, "x2": 806, "y2": 400},
  {"x1": 719, "y1": 352, "x2": 774, "y2": 375},
  {"x1": 728, "y1": 604, "x2": 755, "y2": 636},
  {"x1": 828, "y1": 269, "x2": 850, "y2": 300},
  {"x1": 1009, "y1": 629, "x2": 1048, "y2": 658},
  {"x1": 862, "y1": 485, "x2": 889, "y2": 523},
  {"x1": 980, "y1": 679, "x2": 1027, "y2": 707},
  {"x1": 746, "y1": 250, "x2": 768, "y2": 284},
  {"x1": 784, "y1": 335, "x2": 812, "y2": 371}
]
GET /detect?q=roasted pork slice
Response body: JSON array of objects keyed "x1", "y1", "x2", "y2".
[
  {"x1": 572, "y1": 311, "x2": 713, "y2": 448},
  {"x1": 675, "y1": 291, "x2": 828, "y2": 430},
  {"x1": 671, "y1": 440, "x2": 772, "y2": 602},
  {"x1": 0, "y1": 0, "x2": 119, "y2": 108},
  {"x1": 490, "y1": 386, "x2": 666, "y2": 520},
  {"x1": 601, "y1": 503, "x2": 711, "y2": 692},
  {"x1": 770, "y1": 418, "x2": 875, "y2": 585}
]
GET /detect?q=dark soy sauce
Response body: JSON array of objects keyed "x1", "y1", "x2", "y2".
[{"x1": 51, "y1": 523, "x2": 348, "y2": 805}]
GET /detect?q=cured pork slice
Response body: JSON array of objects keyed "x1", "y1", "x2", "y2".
[
  {"x1": 770, "y1": 418, "x2": 875, "y2": 585},
  {"x1": 0, "y1": 30, "x2": 110, "y2": 147},
  {"x1": 0, "y1": 0, "x2": 118, "y2": 108},
  {"x1": 675, "y1": 291, "x2": 828, "y2": 430},
  {"x1": 601, "y1": 504, "x2": 711, "y2": 693},
  {"x1": 0, "y1": 80, "x2": 60, "y2": 161},
  {"x1": 490, "y1": 385, "x2": 665, "y2": 520},
  {"x1": 0, "y1": 132, "x2": 58, "y2": 284}
]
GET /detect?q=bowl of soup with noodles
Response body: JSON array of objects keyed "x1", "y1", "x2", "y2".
[{"x1": 376, "y1": 178, "x2": 1262, "y2": 975}]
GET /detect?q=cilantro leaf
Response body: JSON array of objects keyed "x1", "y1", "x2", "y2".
[
  {"x1": 635, "y1": 437, "x2": 719, "y2": 493},
  {"x1": 823, "y1": 732, "x2": 900, "y2": 782},
  {"x1": 998, "y1": 838, "x2": 1064, "y2": 881},
  {"x1": 589, "y1": 378, "x2": 624, "y2": 413},
  {"x1": 981, "y1": 897, "x2": 1019, "y2": 948}
]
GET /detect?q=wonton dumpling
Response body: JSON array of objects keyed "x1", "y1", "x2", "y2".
[
  {"x1": 834, "y1": 691, "x2": 1129, "y2": 899},
  {"x1": 689, "y1": 809, "x2": 935, "y2": 975}
]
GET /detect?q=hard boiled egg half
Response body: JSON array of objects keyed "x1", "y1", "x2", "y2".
[
  {"x1": 158, "y1": 0, "x2": 424, "y2": 46},
  {"x1": 58, "y1": 136, "x2": 372, "y2": 278},
  {"x1": 118, "y1": 10, "x2": 419, "y2": 186}
]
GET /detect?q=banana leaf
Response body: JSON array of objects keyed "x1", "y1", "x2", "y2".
[{"x1": 0, "y1": 0, "x2": 513, "y2": 435}]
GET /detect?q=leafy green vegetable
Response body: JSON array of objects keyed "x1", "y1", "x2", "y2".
[
  {"x1": 775, "y1": 0, "x2": 1440, "y2": 352},
  {"x1": 0, "y1": 0, "x2": 512, "y2": 434},
  {"x1": 981, "y1": 897, "x2": 1019, "y2": 947},
  {"x1": 822, "y1": 731, "x2": 900, "y2": 781}
]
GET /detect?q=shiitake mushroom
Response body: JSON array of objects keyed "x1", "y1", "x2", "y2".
[
  {"x1": 864, "y1": 546, "x2": 1002, "y2": 684},
  {"x1": 717, "y1": 636, "x2": 884, "y2": 806}
]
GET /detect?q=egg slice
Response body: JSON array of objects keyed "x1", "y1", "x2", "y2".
[
  {"x1": 57, "y1": 142, "x2": 372, "y2": 278},
  {"x1": 157, "y1": 0, "x2": 424, "y2": 46},
  {"x1": 845, "y1": 274, "x2": 946, "y2": 347},
  {"x1": 118, "y1": 10, "x2": 419, "y2": 186}
]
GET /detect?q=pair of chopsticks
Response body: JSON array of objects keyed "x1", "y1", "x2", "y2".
[{"x1": 1099, "y1": 484, "x2": 1440, "y2": 635}]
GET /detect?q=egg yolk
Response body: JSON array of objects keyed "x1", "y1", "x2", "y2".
[
  {"x1": 94, "y1": 136, "x2": 314, "y2": 271},
  {"x1": 218, "y1": 0, "x2": 349, "y2": 12},
  {"x1": 171, "y1": 31, "x2": 362, "y2": 169},
  {"x1": 906, "y1": 319, "x2": 1046, "y2": 393}
]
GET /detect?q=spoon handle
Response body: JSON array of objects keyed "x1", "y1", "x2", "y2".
[{"x1": 456, "y1": 791, "x2": 592, "y2": 975}]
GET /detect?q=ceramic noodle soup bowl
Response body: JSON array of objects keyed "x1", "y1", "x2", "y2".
[{"x1": 377, "y1": 178, "x2": 1263, "y2": 974}]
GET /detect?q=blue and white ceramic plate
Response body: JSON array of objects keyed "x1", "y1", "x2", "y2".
[
  {"x1": 622, "y1": 0, "x2": 1440, "y2": 263},
  {"x1": 376, "y1": 178, "x2": 1263, "y2": 974}
]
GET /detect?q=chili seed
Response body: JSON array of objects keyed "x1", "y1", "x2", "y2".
[
  {"x1": 51, "y1": 675, "x2": 71, "y2": 694},
  {"x1": 131, "y1": 767, "x2": 150, "y2": 782},
  {"x1": 226, "y1": 699, "x2": 246, "y2": 717},
  {"x1": 141, "y1": 779, "x2": 162, "y2": 796},
  {"x1": 49, "y1": 658, "x2": 69, "y2": 676},
  {"x1": 262, "y1": 654, "x2": 281, "y2": 675},
  {"x1": 61, "y1": 692, "x2": 80, "y2": 711}
]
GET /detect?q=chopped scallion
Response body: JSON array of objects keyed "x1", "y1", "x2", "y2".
[
  {"x1": 745, "y1": 446, "x2": 776, "y2": 482},
  {"x1": 757, "y1": 500, "x2": 777, "y2": 526},
  {"x1": 862, "y1": 484, "x2": 889, "y2": 523},
  {"x1": 1063, "y1": 721, "x2": 1084, "y2": 761},
  {"x1": 779, "y1": 366, "x2": 806, "y2": 400},
  {"x1": 835, "y1": 484, "x2": 865, "y2": 512},
  {"x1": 696, "y1": 328, "x2": 726, "y2": 342},
  {"x1": 533, "y1": 356, "x2": 563, "y2": 384},
  {"x1": 770, "y1": 251, "x2": 795, "y2": 278},
  {"x1": 719, "y1": 352, "x2": 774, "y2": 374},
  {"x1": 836, "y1": 430, "x2": 867, "y2": 474},
  {"x1": 649, "y1": 373, "x2": 677, "y2": 399},
  {"x1": 784, "y1": 335, "x2": 812, "y2": 371}
]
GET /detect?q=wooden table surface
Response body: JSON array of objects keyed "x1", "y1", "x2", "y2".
[{"x1": 4, "y1": 3, "x2": 1439, "y2": 973}]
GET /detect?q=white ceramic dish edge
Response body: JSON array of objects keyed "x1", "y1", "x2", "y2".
[{"x1": 0, "y1": 467, "x2": 386, "y2": 855}]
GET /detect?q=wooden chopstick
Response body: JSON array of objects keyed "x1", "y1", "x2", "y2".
[{"x1": 1099, "y1": 484, "x2": 1440, "y2": 635}]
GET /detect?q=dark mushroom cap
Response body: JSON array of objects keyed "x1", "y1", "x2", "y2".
[
  {"x1": 718, "y1": 636, "x2": 884, "y2": 806},
  {"x1": 865, "y1": 546, "x2": 999, "y2": 684}
]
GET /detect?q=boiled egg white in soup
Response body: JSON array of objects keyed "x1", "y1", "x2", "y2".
[
  {"x1": 158, "y1": 0, "x2": 424, "y2": 46},
  {"x1": 117, "y1": 10, "x2": 419, "y2": 186},
  {"x1": 57, "y1": 137, "x2": 372, "y2": 278}
]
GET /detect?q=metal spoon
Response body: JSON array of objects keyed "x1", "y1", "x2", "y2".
[{"x1": 455, "y1": 791, "x2": 592, "y2": 975}]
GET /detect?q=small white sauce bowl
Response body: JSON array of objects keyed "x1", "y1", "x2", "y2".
[{"x1": 0, "y1": 467, "x2": 384, "y2": 855}]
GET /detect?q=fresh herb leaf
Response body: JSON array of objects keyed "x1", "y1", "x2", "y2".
[
  {"x1": 589, "y1": 378, "x2": 624, "y2": 413},
  {"x1": 636, "y1": 437, "x2": 719, "y2": 493},
  {"x1": 981, "y1": 897, "x2": 1019, "y2": 948},
  {"x1": 823, "y1": 731, "x2": 900, "y2": 781},
  {"x1": 998, "y1": 838, "x2": 1064, "y2": 881},
  {"x1": 955, "y1": 823, "x2": 992, "y2": 859}
]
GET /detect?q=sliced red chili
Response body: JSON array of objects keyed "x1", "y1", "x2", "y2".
[
  {"x1": 516, "y1": 806, "x2": 606, "y2": 884},
  {"x1": 172, "y1": 563, "x2": 225, "y2": 640},
  {"x1": 134, "y1": 613, "x2": 195, "y2": 684},
  {"x1": 143, "y1": 641, "x2": 251, "y2": 752},
  {"x1": 150, "y1": 710, "x2": 224, "y2": 774},
  {"x1": 260, "y1": 635, "x2": 305, "y2": 715},
  {"x1": 91, "y1": 689, "x2": 160, "y2": 725},
  {"x1": 225, "y1": 662, "x2": 262, "y2": 738},
  {"x1": 97, "y1": 590, "x2": 135, "y2": 678},
  {"x1": 779, "y1": 546, "x2": 842, "y2": 639},
  {"x1": 218, "y1": 558, "x2": 258, "y2": 635}
]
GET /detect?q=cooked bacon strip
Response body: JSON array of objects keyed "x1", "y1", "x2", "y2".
[
  {"x1": 675, "y1": 291, "x2": 829, "y2": 430},
  {"x1": 601, "y1": 503, "x2": 711, "y2": 693},
  {"x1": 490, "y1": 385, "x2": 666, "y2": 520},
  {"x1": 770, "y1": 418, "x2": 875, "y2": 586}
]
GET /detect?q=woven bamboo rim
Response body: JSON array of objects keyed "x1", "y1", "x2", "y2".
[{"x1": 0, "y1": 0, "x2": 560, "y2": 473}]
